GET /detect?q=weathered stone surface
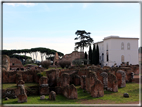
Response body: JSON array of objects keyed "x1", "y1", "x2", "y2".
[
  {"x1": 53, "y1": 52, "x2": 60, "y2": 66},
  {"x1": 46, "y1": 69, "x2": 59, "y2": 87},
  {"x1": 16, "y1": 73, "x2": 23, "y2": 84},
  {"x1": 107, "y1": 73, "x2": 118, "y2": 92},
  {"x1": 17, "y1": 85, "x2": 27, "y2": 103},
  {"x1": 39, "y1": 76, "x2": 48, "y2": 86},
  {"x1": 63, "y1": 84, "x2": 78, "y2": 99},
  {"x1": 22, "y1": 71, "x2": 34, "y2": 83},
  {"x1": 2, "y1": 70, "x2": 17, "y2": 83},
  {"x1": 55, "y1": 86, "x2": 63, "y2": 94},
  {"x1": 61, "y1": 51, "x2": 85, "y2": 66},
  {"x1": 5, "y1": 89, "x2": 15, "y2": 98},
  {"x1": 61, "y1": 73, "x2": 70, "y2": 87},
  {"x1": 39, "y1": 85, "x2": 49, "y2": 95},
  {"x1": 49, "y1": 91, "x2": 56, "y2": 100},
  {"x1": 2, "y1": 55, "x2": 10, "y2": 71},
  {"x1": 91, "y1": 79, "x2": 104, "y2": 97},
  {"x1": 17, "y1": 80, "x2": 25, "y2": 87},
  {"x1": 73, "y1": 74, "x2": 81, "y2": 86},
  {"x1": 60, "y1": 69, "x2": 77, "y2": 77},
  {"x1": 120, "y1": 67, "x2": 133, "y2": 82},
  {"x1": 77, "y1": 68, "x2": 88, "y2": 77},
  {"x1": 70, "y1": 74, "x2": 81, "y2": 86},
  {"x1": 2, "y1": 69, "x2": 9, "y2": 83},
  {"x1": 116, "y1": 70, "x2": 126, "y2": 87},
  {"x1": 128, "y1": 65, "x2": 139, "y2": 75},
  {"x1": 100, "y1": 72, "x2": 108, "y2": 89},
  {"x1": 10, "y1": 58, "x2": 24, "y2": 71},
  {"x1": 103, "y1": 66, "x2": 111, "y2": 70},
  {"x1": 86, "y1": 71, "x2": 97, "y2": 93},
  {"x1": 40, "y1": 95, "x2": 45, "y2": 100},
  {"x1": 81, "y1": 75, "x2": 86, "y2": 89}
]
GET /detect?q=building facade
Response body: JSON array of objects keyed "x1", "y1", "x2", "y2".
[{"x1": 94, "y1": 36, "x2": 139, "y2": 67}]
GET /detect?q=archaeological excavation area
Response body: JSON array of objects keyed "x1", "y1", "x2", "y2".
[{"x1": 2, "y1": 55, "x2": 140, "y2": 104}]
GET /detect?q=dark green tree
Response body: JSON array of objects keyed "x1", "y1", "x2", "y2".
[
  {"x1": 89, "y1": 45, "x2": 92, "y2": 64},
  {"x1": 84, "y1": 52, "x2": 88, "y2": 65},
  {"x1": 74, "y1": 30, "x2": 93, "y2": 52},
  {"x1": 96, "y1": 44, "x2": 100, "y2": 65},
  {"x1": 138, "y1": 47, "x2": 142, "y2": 53},
  {"x1": 92, "y1": 44, "x2": 96, "y2": 65}
]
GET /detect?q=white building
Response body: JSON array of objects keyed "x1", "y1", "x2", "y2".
[{"x1": 94, "y1": 36, "x2": 139, "y2": 67}]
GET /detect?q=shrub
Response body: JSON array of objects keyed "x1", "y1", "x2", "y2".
[
  {"x1": 40, "y1": 60, "x2": 51, "y2": 69},
  {"x1": 37, "y1": 73, "x2": 43, "y2": 78},
  {"x1": 59, "y1": 60, "x2": 71, "y2": 69},
  {"x1": 72, "y1": 59, "x2": 88, "y2": 66}
]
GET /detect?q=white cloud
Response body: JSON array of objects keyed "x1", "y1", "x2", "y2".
[{"x1": 5, "y1": 3, "x2": 37, "y2": 7}]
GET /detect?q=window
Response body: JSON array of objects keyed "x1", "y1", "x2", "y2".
[
  {"x1": 121, "y1": 42, "x2": 124, "y2": 50},
  {"x1": 127, "y1": 43, "x2": 130, "y2": 50}
]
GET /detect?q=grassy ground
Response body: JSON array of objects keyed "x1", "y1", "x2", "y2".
[
  {"x1": 2, "y1": 83, "x2": 39, "y2": 90},
  {"x1": 2, "y1": 83, "x2": 141, "y2": 104},
  {"x1": 24, "y1": 63, "x2": 38, "y2": 66}
]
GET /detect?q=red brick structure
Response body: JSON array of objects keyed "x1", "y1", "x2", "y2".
[
  {"x1": 107, "y1": 73, "x2": 118, "y2": 92},
  {"x1": 61, "y1": 73, "x2": 70, "y2": 87},
  {"x1": 60, "y1": 51, "x2": 85, "y2": 66},
  {"x1": 17, "y1": 85, "x2": 27, "y2": 103},
  {"x1": 49, "y1": 91, "x2": 56, "y2": 100},
  {"x1": 116, "y1": 70, "x2": 126, "y2": 88},
  {"x1": 53, "y1": 52, "x2": 60, "y2": 66},
  {"x1": 2, "y1": 55, "x2": 10, "y2": 71},
  {"x1": 39, "y1": 76, "x2": 48, "y2": 86},
  {"x1": 91, "y1": 79, "x2": 104, "y2": 97},
  {"x1": 10, "y1": 58, "x2": 24, "y2": 70},
  {"x1": 85, "y1": 71, "x2": 98, "y2": 93},
  {"x1": 63, "y1": 84, "x2": 78, "y2": 99}
]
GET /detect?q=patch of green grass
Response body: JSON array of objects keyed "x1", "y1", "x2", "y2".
[
  {"x1": 2, "y1": 84, "x2": 17, "y2": 90},
  {"x1": 44, "y1": 67, "x2": 62, "y2": 72},
  {"x1": 2, "y1": 83, "x2": 140, "y2": 104},
  {"x1": 3, "y1": 83, "x2": 39, "y2": 90},
  {"x1": 24, "y1": 63, "x2": 38, "y2": 66}
]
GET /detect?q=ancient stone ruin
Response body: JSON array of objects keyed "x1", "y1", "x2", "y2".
[
  {"x1": 49, "y1": 91, "x2": 56, "y2": 100},
  {"x1": 61, "y1": 73, "x2": 70, "y2": 87},
  {"x1": 10, "y1": 58, "x2": 25, "y2": 71},
  {"x1": 17, "y1": 85, "x2": 27, "y2": 103},
  {"x1": 2, "y1": 55, "x2": 138, "y2": 102},
  {"x1": 2, "y1": 55, "x2": 10, "y2": 71},
  {"x1": 63, "y1": 84, "x2": 78, "y2": 99},
  {"x1": 91, "y1": 79, "x2": 104, "y2": 97},
  {"x1": 39, "y1": 76, "x2": 49, "y2": 95},
  {"x1": 85, "y1": 71, "x2": 98, "y2": 93},
  {"x1": 81, "y1": 75, "x2": 86, "y2": 90},
  {"x1": 116, "y1": 70, "x2": 126, "y2": 88},
  {"x1": 53, "y1": 52, "x2": 60, "y2": 66},
  {"x1": 100, "y1": 72, "x2": 108, "y2": 89},
  {"x1": 107, "y1": 73, "x2": 118, "y2": 92}
]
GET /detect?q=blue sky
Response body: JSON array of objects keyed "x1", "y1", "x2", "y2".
[{"x1": 3, "y1": 2, "x2": 140, "y2": 60}]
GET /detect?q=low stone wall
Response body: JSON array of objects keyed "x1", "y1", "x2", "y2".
[
  {"x1": 2, "y1": 69, "x2": 41, "y2": 83},
  {"x1": 2, "y1": 86, "x2": 39, "y2": 98}
]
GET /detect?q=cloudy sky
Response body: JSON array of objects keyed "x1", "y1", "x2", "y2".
[{"x1": 3, "y1": 2, "x2": 140, "y2": 60}]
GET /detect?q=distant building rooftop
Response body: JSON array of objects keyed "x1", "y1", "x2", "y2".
[{"x1": 94, "y1": 35, "x2": 139, "y2": 44}]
